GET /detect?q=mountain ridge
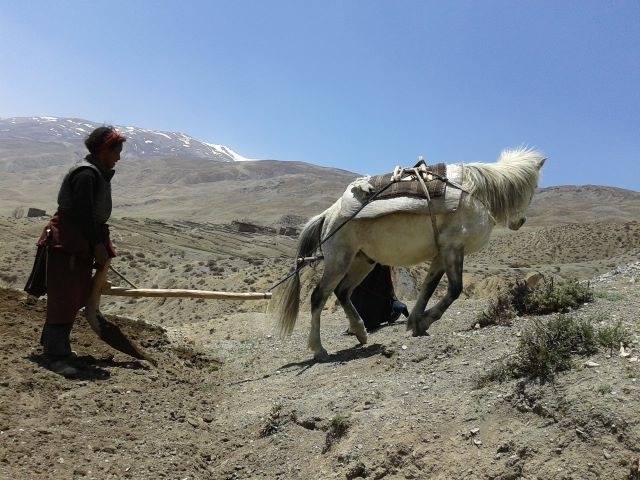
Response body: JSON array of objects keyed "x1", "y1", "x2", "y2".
[
  {"x1": 0, "y1": 116, "x2": 254, "y2": 168},
  {"x1": 1, "y1": 116, "x2": 638, "y2": 225}
]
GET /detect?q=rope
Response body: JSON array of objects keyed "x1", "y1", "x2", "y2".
[{"x1": 109, "y1": 264, "x2": 139, "y2": 289}]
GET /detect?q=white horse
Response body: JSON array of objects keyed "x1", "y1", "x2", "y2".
[{"x1": 273, "y1": 148, "x2": 546, "y2": 360}]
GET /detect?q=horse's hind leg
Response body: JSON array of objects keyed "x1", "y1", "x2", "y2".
[
  {"x1": 407, "y1": 255, "x2": 445, "y2": 334},
  {"x1": 334, "y1": 253, "x2": 375, "y2": 345},
  {"x1": 308, "y1": 248, "x2": 357, "y2": 361},
  {"x1": 414, "y1": 247, "x2": 463, "y2": 336}
]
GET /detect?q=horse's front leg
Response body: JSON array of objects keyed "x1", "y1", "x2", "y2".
[
  {"x1": 414, "y1": 247, "x2": 463, "y2": 336},
  {"x1": 407, "y1": 255, "x2": 444, "y2": 333}
]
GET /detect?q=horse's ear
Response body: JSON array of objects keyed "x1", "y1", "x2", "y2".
[{"x1": 536, "y1": 157, "x2": 547, "y2": 170}]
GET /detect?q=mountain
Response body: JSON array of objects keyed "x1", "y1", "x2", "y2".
[
  {"x1": 527, "y1": 185, "x2": 640, "y2": 226},
  {"x1": 0, "y1": 116, "x2": 638, "y2": 226},
  {"x1": 0, "y1": 116, "x2": 358, "y2": 222},
  {"x1": 0, "y1": 116, "x2": 254, "y2": 172}
]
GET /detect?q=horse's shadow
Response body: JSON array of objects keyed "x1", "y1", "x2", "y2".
[
  {"x1": 279, "y1": 343, "x2": 390, "y2": 375},
  {"x1": 27, "y1": 353, "x2": 149, "y2": 381}
]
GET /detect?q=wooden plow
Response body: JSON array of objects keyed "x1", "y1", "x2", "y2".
[{"x1": 84, "y1": 261, "x2": 272, "y2": 364}]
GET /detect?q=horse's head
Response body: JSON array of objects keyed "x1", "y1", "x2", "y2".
[{"x1": 506, "y1": 155, "x2": 546, "y2": 230}]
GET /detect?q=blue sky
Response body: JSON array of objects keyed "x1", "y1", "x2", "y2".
[{"x1": 1, "y1": 1, "x2": 638, "y2": 189}]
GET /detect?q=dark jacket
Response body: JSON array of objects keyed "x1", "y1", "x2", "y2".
[{"x1": 56, "y1": 155, "x2": 114, "y2": 247}]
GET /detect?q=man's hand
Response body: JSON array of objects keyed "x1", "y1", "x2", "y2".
[{"x1": 93, "y1": 243, "x2": 110, "y2": 267}]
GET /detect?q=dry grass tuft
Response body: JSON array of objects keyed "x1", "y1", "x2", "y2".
[
  {"x1": 259, "y1": 404, "x2": 285, "y2": 438},
  {"x1": 323, "y1": 415, "x2": 351, "y2": 453}
]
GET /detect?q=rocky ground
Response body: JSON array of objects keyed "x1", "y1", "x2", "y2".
[
  {"x1": 1, "y1": 213, "x2": 639, "y2": 479},
  {"x1": 1, "y1": 258, "x2": 639, "y2": 479}
]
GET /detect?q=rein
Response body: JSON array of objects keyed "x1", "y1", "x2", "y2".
[{"x1": 266, "y1": 179, "x2": 399, "y2": 292}]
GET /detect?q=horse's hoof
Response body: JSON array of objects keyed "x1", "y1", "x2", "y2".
[
  {"x1": 412, "y1": 330, "x2": 430, "y2": 337},
  {"x1": 313, "y1": 348, "x2": 329, "y2": 362},
  {"x1": 354, "y1": 330, "x2": 368, "y2": 345},
  {"x1": 412, "y1": 319, "x2": 431, "y2": 337},
  {"x1": 406, "y1": 316, "x2": 418, "y2": 331}
]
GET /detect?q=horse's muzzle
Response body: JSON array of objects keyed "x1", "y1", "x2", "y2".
[{"x1": 508, "y1": 217, "x2": 526, "y2": 230}]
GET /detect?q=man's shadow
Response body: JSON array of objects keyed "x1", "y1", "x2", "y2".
[{"x1": 28, "y1": 353, "x2": 149, "y2": 381}]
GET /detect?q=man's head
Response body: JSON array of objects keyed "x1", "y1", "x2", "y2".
[{"x1": 85, "y1": 126, "x2": 126, "y2": 170}]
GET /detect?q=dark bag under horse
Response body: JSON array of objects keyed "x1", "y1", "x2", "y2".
[{"x1": 351, "y1": 264, "x2": 408, "y2": 330}]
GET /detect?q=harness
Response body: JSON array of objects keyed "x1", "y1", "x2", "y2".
[
  {"x1": 267, "y1": 158, "x2": 471, "y2": 292},
  {"x1": 375, "y1": 158, "x2": 470, "y2": 253}
]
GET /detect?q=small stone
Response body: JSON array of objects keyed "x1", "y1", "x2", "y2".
[
  {"x1": 401, "y1": 345, "x2": 407, "y2": 350},
  {"x1": 470, "y1": 428, "x2": 480, "y2": 435},
  {"x1": 497, "y1": 442, "x2": 512, "y2": 453},
  {"x1": 620, "y1": 344, "x2": 632, "y2": 358},
  {"x1": 473, "y1": 438, "x2": 482, "y2": 446},
  {"x1": 603, "y1": 449, "x2": 612, "y2": 459},
  {"x1": 576, "y1": 428, "x2": 589, "y2": 439},
  {"x1": 584, "y1": 361, "x2": 600, "y2": 368},
  {"x1": 506, "y1": 455, "x2": 519, "y2": 467}
]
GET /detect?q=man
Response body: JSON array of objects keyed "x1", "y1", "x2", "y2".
[
  {"x1": 351, "y1": 264, "x2": 409, "y2": 331},
  {"x1": 27, "y1": 126, "x2": 125, "y2": 377}
]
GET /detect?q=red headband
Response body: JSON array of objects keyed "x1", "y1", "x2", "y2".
[{"x1": 103, "y1": 130, "x2": 126, "y2": 148}]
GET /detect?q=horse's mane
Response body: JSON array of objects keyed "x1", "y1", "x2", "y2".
[{"x1": 462, "y1": 147, "x2": 544, "y2": 223}]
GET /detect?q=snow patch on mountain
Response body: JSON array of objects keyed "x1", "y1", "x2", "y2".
[
  {"x1": 204, "y1": 143, "x2": 256, "y2": 162},
  {"x1": 0, "y1": 116, "x2": 258, "y2": 163}
]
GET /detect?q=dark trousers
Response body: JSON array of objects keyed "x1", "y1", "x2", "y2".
[
  {"x1": 45, "y1": 249, "x2": 93, "y2": 325},
  {"x1": 40, "y1": 249, "x2": 92, "y2": 356}
]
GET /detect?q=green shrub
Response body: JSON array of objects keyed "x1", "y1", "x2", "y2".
[
  {"x1": 597, "y1": 320, "x2": 629, "y2": 354},
  {"x1": 477, "y1": 314, "x2": 598, "y2": 385},
  {"x1": 475, "y1": 294, "x2": 516, "y2": 328},
  {"x1": 521, "y1": 279, "x2": 594, "y2": 315},
  {"x1": 515, "y1": 315, "x2": 597, "y2": 380},
  {"x1": 474, "y1": 278, "x2": 594, "y2": 328}
]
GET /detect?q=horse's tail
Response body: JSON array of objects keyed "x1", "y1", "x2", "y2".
[{"x1": 274, "y1": 213, "x2": 325, "y2": 337}]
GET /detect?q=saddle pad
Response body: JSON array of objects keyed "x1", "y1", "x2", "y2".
[
  {"x1": 369, "y1": 163, "x2": 447, "y2": 201},
  {"x1": 339, "y1": 164, "x2": 465, "y2": 220}
]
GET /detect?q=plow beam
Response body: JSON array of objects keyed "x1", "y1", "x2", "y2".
[{"x1": 101, "y1": 284, "x2": 272, "y2": 300}]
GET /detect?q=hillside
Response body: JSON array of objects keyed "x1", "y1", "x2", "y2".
[
  {"x1": 2, "y1": 117, "x2": 640, "y2": 479},
  {"x1": 2, "y1": 116, "x2": 638, "y2": 225},
  {"x1": 2, "y1": 264, "x2": 639, "y2": 479},
  {"x1": 527, "y1": 185, "x2": 640, "y2": 226}
]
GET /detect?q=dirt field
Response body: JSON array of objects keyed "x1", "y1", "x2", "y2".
[{"x1": 1, "y1": 261, "x2": 639, "y2": 479}]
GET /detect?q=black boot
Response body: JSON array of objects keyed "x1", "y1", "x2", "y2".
[{"x1": 40, "y1": 324, "x2": 79, "y2": 377}]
